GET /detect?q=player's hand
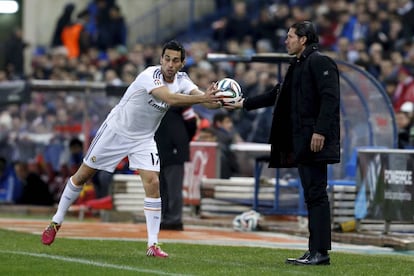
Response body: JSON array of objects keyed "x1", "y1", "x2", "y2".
[
  {"x1": 204, "y1": 82, "x2": 221, "y2": 103},
  {"x1": 223, "y1": 98, "x2": 244, "y2": 110},
  {"x1": 310, "y1": 133, "x2": 325, "y2": 152}
]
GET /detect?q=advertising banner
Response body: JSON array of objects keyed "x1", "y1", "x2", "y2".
[
  {"x1": 183, "y1": 142, "x2": 220, "y2": 205},
  {"x1": 356, "y1": 149, "x2": 414, "y2": 221}
]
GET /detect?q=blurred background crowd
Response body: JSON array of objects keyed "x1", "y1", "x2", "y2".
[{"x1": 1, "y1": 0, "x2": 414, "y2": 205}]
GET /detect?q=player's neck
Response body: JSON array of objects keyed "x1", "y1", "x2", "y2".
[{"x1": 163, "y1": 75, "x2": 174, "y2": 83}]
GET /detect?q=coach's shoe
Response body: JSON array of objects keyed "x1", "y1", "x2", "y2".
[
  {"x1": 146, "y1": 243, "x2": 169, "y2": 258},
  {"x1": 41, "y1": 222, "x2": 61, "y2": 245},
  {"x1": 285, "y1": 251, "x2": 310, "y2": 264},
  {"x1": 295, "y1": 252, "x2": 330, "y2": 265}
]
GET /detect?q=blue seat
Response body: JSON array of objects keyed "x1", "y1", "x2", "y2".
[{"x1": 253, "y1": 156, "x2": 307, "y2": 216}]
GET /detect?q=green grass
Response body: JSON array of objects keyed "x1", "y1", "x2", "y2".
[{"x1": 0, "y1": 229, "x2": 413, "y2": 275}]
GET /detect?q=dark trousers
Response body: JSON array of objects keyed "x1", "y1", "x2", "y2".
[
  {"x1": 159, "y1": 164, "x2": 184, "y2": 225},
  {"x1": 298, "y1": 163, "x2": 331, "y2": 253}
]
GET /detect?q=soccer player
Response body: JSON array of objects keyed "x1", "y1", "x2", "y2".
[{"x1": 41, "y1": 40, "x2": 222, "y2": 258}]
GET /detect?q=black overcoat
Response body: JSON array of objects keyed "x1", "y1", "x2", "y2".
[{"x1": 244, "y1": 44, "x2": 340, "y2": 168}]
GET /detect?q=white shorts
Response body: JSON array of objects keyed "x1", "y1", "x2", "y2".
[{"x1": 83, "y1": 122, "x2": 160, "y2": 172}]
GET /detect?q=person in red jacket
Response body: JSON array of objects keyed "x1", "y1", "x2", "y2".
[{"x1": 392, "y1": 65, "x2": 414, "y2": 111}]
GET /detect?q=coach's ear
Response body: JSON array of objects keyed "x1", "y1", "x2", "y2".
[{"x1": 300, "y1": 35, "x2": 307, "y2": 47}]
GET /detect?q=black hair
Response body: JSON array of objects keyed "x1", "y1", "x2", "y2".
[
  {"x1": 291, "y1": 21, "x2": 319, "y2": 45},
  {"x1": 200, "y1": 127, "x2": 216, "y2": 135},
  {"x1": 213, "y1": 111, "x2": 231, "y2": 125},
  {"x1": 69, "y1": 137, "x2": 83, "y2": 148},
  {"x1": 161, "y1": 40, "x2": 186, "y2": 62}
]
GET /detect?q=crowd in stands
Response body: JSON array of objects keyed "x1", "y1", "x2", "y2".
[{"x1": 2, "y1": 0, "x2": 414, "y2": 204}]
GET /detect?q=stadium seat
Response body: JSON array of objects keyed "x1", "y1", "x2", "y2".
[{"x1": 253, "y1": 155, "x2": 306, "y2": 216}]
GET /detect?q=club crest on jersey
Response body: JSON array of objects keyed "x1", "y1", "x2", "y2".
[
  {"x1": 91, "y1": 156, "x2": 97, "y2": 162},
  {"x1": 154, "y1": 78, "x2": 162, "y2": 86}
]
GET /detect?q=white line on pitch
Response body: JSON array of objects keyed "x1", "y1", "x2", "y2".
[{"x1": 0, "y1": 250, "x2": 189, "y2": 276}]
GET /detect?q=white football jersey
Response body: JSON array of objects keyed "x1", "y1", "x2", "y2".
[{"x1": 105, "y1": 65, "x2": 198, "y2": 139}]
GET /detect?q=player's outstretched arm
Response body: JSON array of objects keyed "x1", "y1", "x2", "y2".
[{"x1": 151, "y1": 83, "x2": 222, "y2": 108}]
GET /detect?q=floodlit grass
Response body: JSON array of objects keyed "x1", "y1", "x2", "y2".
[{"x1": 0, "y1": 229, "x2": 413, "y2": 275}]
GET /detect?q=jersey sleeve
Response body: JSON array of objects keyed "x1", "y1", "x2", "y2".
[{"x1": 137, "y1": 67, "x2": 165, "y2": 94}]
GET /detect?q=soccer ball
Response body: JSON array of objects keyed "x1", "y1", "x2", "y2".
[
  {"x1": 216, "y1": 78, "x2": 242, "y2": 104},
  {"x1": 232, "y1": 210, "x2": 261, "y2": 232}
]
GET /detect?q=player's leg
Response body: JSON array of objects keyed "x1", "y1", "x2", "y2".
[
  {"x1": 42, "y1": 123, "x2": 126, "y2": 245},
  {"x1": 140, "y1": 169, "x2": 161, "y2": 242},
  {"x1": 128, "y1": 139, "x2": 167, "y2": 257},
  {"x1": 139, "y1": 169, "x2": 168, "y2": 257},
  {"x1": 54, "y1": 164, "x2": 98, "y2": 223},
  {"x1": 42, "y1": 164, "x2": 97, "y2": 245}
]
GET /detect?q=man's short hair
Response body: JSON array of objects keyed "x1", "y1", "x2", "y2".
[
  {"x1": 162, "y1": 40, "x2": 186, "y2": 62},
  {"x1": 291, "y1": 21, "x2": 319, "y2": 45}
]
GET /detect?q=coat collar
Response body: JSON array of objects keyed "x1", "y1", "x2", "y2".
[{"x1": 297, "y1": 43, "x2": 319, "y2": 62}]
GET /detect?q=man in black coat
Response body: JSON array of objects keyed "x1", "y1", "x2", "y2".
[
  {"x1": 155, "y1": 106, "x2": 197, "y2": 230},
  {"x1": 227, "y1": 21, "x2": 340, "y2": 265}
]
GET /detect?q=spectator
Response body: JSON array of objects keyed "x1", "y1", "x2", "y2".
[
  {"x1": 107, "y1": 4, "x2": 127, "y2": 48},
  {"x1": 397, "y1": 0, "x2": 414, "y2": 40},
  {"x1": 0, "y1": 157, "x2": 22, "y2": 203},
  {"x1": 3, "y1": 27, "x2": 28, "y2": 79},
  {"x1": 95, "y1": 0, "x2": 115, "y2": 51},
  {"x1": 196, "y1": 127, "x2": 217, "y2": 142},
  {"x1": 51, "y1": 3, "x2": 76, "y2": 48},
  {"x1": 253, "y1": 7, "x2": 277, "y2": 50},
  {"x1": 316, "y1": 13, "x2": 338, "y2": 51},
  {"x1": 0, "y1": 113, "x2": 15, "y2": 160},
  {"x1": 14, "y1": 161, "x2": 54, "y2": 206},
  {"x1": 61, "y1": 9, "x2": 91, "y2": 59},
  {"x1": 60, "y1": 137, "x2": 84, "y2": 177},
  {"x1": 93, "y1": 170, "x2": 113, "y2": 199},
  {"x1": 336, "y1": 9, "x2": 357, "y2": 43},
  {"x1": 393, "y1": 64, "x2": 414, "y2": 111},
  {"x1": 155, "y1": 106, "x2": 197, "y2": 231},
  {"x1": 212, "y1": 111, "x2": 241, "y2": 179},
  {"x1": 224, "y1": 1, "x2": 254, "y2": 44},
  {"x1": 395, "y1": 110, "x2": 413, "y2": 149},
  {"x1": 212, "y1": 1, "x2": 254, "y2": 51}
]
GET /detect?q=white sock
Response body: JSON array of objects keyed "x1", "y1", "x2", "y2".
[
  {"x1": 52, "y1": 177, "x2": 82, "y2": 224},
  {"x1": 144, "y1": 197, "x2": 161, "y2": 247}
]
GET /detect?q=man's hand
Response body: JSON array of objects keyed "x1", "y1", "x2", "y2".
[
  {"x1": 203, "y1": 82, "x2": 222, "y2": 103},
  {"x1": 310, "y1": 133, "x2": 325, "y2": 152},
  {"x1": 223, "y1": 98, "x2": 244, "y2": 110}
]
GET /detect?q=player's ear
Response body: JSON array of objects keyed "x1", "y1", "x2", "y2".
[
  {"x1": 160, "y1": 56, "x2": 163, "y2": 65},
  {"x1": 181, "y1": 59, "x2": 186, "y2": 69}
]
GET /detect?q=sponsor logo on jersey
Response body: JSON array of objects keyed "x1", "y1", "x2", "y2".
[{"x1": 148, "y1": 98, "x2": 169, "y2": 112}]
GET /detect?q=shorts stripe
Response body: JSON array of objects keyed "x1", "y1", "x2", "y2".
[{"x1": 85, "y1": 123, "x2": 107, "y2": 161}]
